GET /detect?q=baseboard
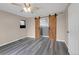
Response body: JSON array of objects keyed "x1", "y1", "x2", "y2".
[
  {"x1": 57, "y1": 39, "x2": 67, "y2": 46},
  {"x1": 57, "y1": 39, "x2": 70, "y2": 54},
  {"x1": 56, "y1": 39, "x2": 65, "y2": 42},
  {"x1": 0, "y1": 36, "x2": 34, "y2": 47},
  {"x1": 42, "y1": 36, "x2": 48, "y2": 37},
  {"x1": 26, "y1": 36, "x2": 35, "y2": 38}
]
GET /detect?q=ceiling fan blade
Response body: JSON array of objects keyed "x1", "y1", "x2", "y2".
[
  {"x1": 11, "y1": 3, "x2": 22, "y2": 7},
  {"x1": 29, "y1": 4, "x2": 31, "y2": 7},
  {"x1": 24, "y1": 3, "x2": 27, "y2": 8},
  {"x1": 24, "y1": 3, "x2": 30, "y2": 8}
]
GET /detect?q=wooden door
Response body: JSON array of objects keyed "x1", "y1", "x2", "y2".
[
  {"x1": 49, "y1": 15, "x2": 56, "y2": 40},
  {"x1": 35, "y1": 17, "x2": 40, "y2": 39}
]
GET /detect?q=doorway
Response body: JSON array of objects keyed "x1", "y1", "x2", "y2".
[
  {"x1": 40, "y1": 17, "x2": 49, "y2": 37},
  {"x1": 35, "y1": 15, "x2": 56, "y2": 40}
]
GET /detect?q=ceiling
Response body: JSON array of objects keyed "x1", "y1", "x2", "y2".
[{"x1": 0, "y1": 3, "x2": 68, "y2": 18}]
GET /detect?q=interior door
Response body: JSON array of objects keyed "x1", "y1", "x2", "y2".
[
  {"x1": 49, "y1": 15, "x2": 56, "y2": 40},
  {"x1": 35, "y1": 17, "x2": 40, "y2": 39}
]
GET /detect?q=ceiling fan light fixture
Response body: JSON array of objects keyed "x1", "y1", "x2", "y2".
[
  {"x1": 28, "y1": 7, "x2": 31, "y2": 12},
  {"x1": 23, "y1": 7, "x2": 28, "y2": 12},
  {"x1": 23, "y1": 7, "x2": 31, "y2": 12}
]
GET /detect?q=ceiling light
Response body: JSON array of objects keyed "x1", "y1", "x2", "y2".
[
  {"x1": 23, "y1": 7, "x2": 31, "y2": 12},
  {"x1": 28, "y1": 7, "x2": 31, "y2": 12},
  {"x1": 23, "y1": 7, "x2": 28, "y2": 12},
  {"x1": 23, "y1": 3, "x2": 31, "y2": 13}
]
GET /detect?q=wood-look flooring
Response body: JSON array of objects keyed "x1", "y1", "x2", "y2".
[{"x1": 0, "y1": 37, "x2": 69, "y2": 55}]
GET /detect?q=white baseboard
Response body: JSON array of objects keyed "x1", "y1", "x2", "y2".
[
  {"x1": 42, "y1": 36, "x2": 48, "y2": 37},
  {"x1": 26, "y1": 36, "x2": 35, "y2": 38},
  {"x1": 0, "y1": 36, "x2": 34, "y2": 47},
  {"x1": 57, "y1": 39, "x2": 68, "y2": 45},
  {"x1": 56, "y1": 39, "x2": 68, "y2": 45},
  {"x1": 57, "y1": 39, "x2": 70, "y2": 54},
  {"x1": 56, "y1": 39, "x2": 65, "y2": 42}
]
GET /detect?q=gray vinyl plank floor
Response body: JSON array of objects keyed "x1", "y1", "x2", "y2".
[{"x1": 0, "y1": 37, "x2": 69, "y2": 55}]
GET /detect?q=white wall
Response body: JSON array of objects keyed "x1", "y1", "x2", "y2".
[
  {"x1": 68, "y1": 3, "x2": 79, "y2": 55},
  {"x1": 25, "y1": 18, "x2": 35, "y2": 38},
  {"x1": 0, "y1": 11, "x2": 35, "y2": 46},
  {"x1": 64, "y1": 8, "x2": 69, "y2": 47},
  {"x1": 57, "y1": 14, "x2": 67, "y2": 42}
]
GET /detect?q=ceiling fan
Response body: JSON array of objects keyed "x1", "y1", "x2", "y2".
[
  {"x1": 23, "y1": 3, "x2": 32, "y2": 12},
  {"x1": 11, "y1": 3, "x2": 39, "y2": 13}
]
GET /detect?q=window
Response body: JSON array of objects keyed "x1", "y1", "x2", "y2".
[{"x1": 20, "y1": 20, "x2": 26, "y2": 28}]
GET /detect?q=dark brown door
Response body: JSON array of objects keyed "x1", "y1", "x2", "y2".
[
  {"x1": 49, "y1": 15, "x2": 56, "y2": 40},
  {"x1": 35, "y1": 17, "x2": 40, "y2": 39}
]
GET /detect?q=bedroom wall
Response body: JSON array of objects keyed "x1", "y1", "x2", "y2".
[
  {"x1": 68, "y1": 3, "x2": 79, "y2": 54},
  {"x1": 57, "y1": 14, "x2": 67, "y2": 42},
  {"x1": 0, "y1": 11, "x2": 35, "y2": 46},
  {"x1": 63, "y1": 7, "x2": 69, "y2": 47},
  {"x1": 25, "y1": 18, "x2": 35, "y2": 38}
]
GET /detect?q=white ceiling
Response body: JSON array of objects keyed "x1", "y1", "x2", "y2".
[{"x1": 0, "y1": 3, "x2": 68, "y2": 18}]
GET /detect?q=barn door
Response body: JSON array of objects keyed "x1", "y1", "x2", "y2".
[
  {"x1": 49, "y1": 15, "x2": 56, "y2": 40},
  {"x1": 35, "y1": 17, "x2": 40, "y2": 39}
]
